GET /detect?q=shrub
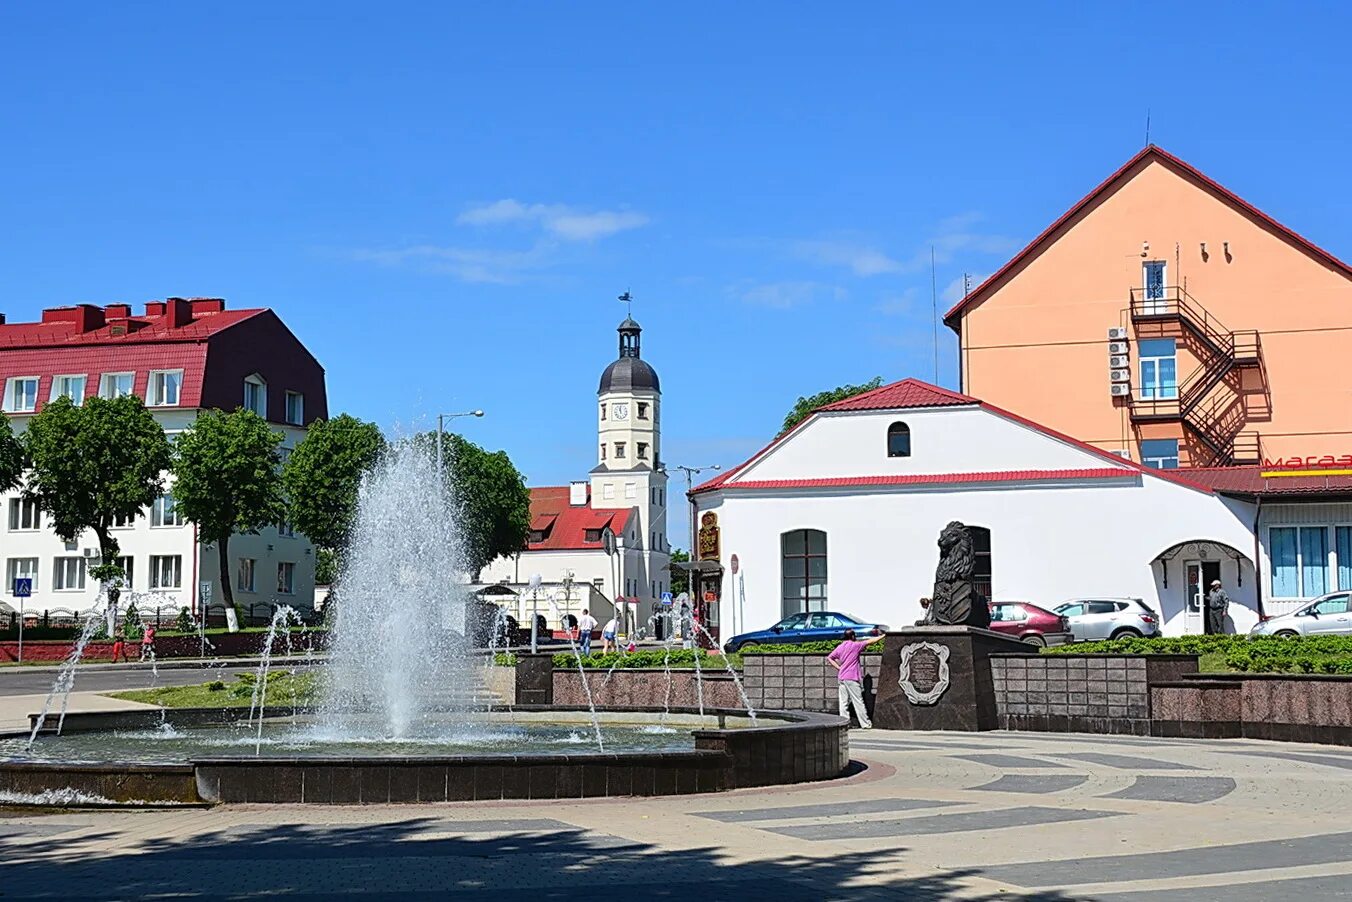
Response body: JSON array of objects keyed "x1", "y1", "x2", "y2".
[
  {"x1": 207, "y1": 680, "x2": 226, "y2": 691},
  {"x1": 739, "y1": 637, "x2": 886, "y2": 656},
  {"x1": 175, "y1": 607, "x2": 195, "y2": 634},
  {"x1": 553, "y1": 648, "x2": 744, "y2": 670},
  {"x1": 1048, "y1": 633, "x2": 1352, "y2": 675}
]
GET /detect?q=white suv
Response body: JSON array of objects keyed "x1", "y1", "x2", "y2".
[{"x1": 1054, "y1": 598, "x2": 1161, "y2": 641}]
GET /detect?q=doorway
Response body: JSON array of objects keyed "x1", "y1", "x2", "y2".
[{"x1": 1184, "y1": 560, "x2": 1222, "y2": 634}]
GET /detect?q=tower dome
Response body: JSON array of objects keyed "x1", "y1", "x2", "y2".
[{"x1": 598, "y1": 317, "x2": 660, "y2": 393}]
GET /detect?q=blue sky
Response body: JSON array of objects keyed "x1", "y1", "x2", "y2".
[{"x1": 4, "y1": 3, "x2": 1350, "y2": 545}]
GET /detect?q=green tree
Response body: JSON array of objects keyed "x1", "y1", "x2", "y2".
[
  {"x1": 282, "y1": 414, "x2": 385, "y2": 570},
  {"x1": 780, "y1": 377, "x2": 883, "y2": 434},
  {"x1": 172, "y1": 409, "x2": 286, "y2": 611},
  {"x1": 419, "y1": 432, "x2": 530, "y2": 580},
  {"x1": 23, "y1": 396, "x2": 172, "y2": 599},
  {"x1": 0, "y1": 414, "x2": 24, "y2": 493},
  {"x1": 669, "y1": 548, "x2": 690, "y2": 595}
]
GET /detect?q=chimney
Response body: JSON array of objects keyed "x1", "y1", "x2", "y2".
[
  {"x1": 0, "y1": 314, "x2": 6, "y2": 325},
  {"x1": 165, "y1": 297, "x2": 193, "y2": 328},
  {"x1": 104, "y1": 304, "x2": 132, "y2": 319},
  {"x1": 144, "y1": 301, "x2": 166, "y2": 317},
  {"x1": 188, "y1": 297, "x2": 226, "y2": 315},
  {"x1": 41, "y1": 304, "x2": 105, "y2": 332},
  {"x1": 569, "y1": 481, "x2": 589, "y2": 506}
]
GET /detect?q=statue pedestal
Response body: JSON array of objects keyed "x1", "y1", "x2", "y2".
[{"x1": 871, "y1": 626, "x2": 1031, "y2": 732}]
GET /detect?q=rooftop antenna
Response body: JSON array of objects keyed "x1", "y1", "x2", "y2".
[
  {"x1": 1145, "y1": 108, "x2": 1151, "y2": 146},
  {"x1": 618, "y1": 289, "x2": 633, "y2": 318},
  {"x1": 930, "y1": 246, "x2": 939, "y2": 384}
]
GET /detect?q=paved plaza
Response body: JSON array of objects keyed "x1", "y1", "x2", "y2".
[{"x1": 4, "y1": 729, "x2": 1352, "y2": 900}]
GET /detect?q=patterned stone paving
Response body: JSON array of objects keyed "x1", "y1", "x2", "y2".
[{"x1": 2, "y1": 729, "x2": 1351, "y2": 900}]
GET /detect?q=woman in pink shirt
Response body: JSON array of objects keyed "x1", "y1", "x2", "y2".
[{"x1": 827, "y1": 628, "x2": 883, "y2": 729}]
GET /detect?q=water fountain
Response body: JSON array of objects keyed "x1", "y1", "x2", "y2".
[{"x1": 1, "y1": 437, "x2": 846, "y2": 804}]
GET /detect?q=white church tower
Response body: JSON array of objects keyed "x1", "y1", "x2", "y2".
[{"x1": 591, "y1": 314, "x2": 670, "y2": 604}]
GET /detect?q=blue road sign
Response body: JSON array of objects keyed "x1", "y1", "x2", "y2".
[
  {"x1": 13, "y1": 578, "x2": 32, "y2": 598},
  {"x1": 660, "y1": 591, "x2": 673, "y2": 606}
]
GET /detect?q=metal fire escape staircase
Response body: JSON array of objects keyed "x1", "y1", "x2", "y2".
[{"x1": 1128, "y1": 286, "x2": 1263, "y2": 466}]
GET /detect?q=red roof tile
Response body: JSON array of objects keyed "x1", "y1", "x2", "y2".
[
  {"x1": 819, "y1": 378, "x2": 977, "y2": 412},
  {"x1": 1183, "y1": 466, "x2": 1352, "y2": 497},
  {"x1": 943, "y1": 145, "x2": 1352, "y2": 329},
  {"x1": 525, "y1": 485, "x2": 635, "y2": 551}
]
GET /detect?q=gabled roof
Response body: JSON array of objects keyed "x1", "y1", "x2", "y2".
[
  {"x1": 523, "y1": 485, "x2": 636, "y2": 552},
  {"x1": 0, "y1": 308, "x2": 266, "y2": 349},
  {"x1": 692, "y1": 376, "x2": 1212, "y2": 497},
  {"x1": 819, "y1": 378, "x2": 976, "y2": 412},
  {"x1": 943, "y1": 145, "x2": 1352, "y2": 329}
]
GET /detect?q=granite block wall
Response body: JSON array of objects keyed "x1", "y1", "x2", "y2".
[
  {"x1": 741, "y1": 654, "x2": 881, "y2": 716},
  {"x1": 992, "y1": 653, "x2": 1155, "y2": 735},
  {"x1": 552, "y1": 670, "x2": 744, "y2": 710}
]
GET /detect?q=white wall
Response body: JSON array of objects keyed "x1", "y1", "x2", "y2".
[
  {"x1": 701, "y1": 475, "x2": 1258, "y2": 640},
  {"x1": 739, "y1": 406, "x2": 1105, "y2": 481}
]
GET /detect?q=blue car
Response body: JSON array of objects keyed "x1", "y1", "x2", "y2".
[{"x1": 724, "y1": 611, "x2": 889, "y2": 653}]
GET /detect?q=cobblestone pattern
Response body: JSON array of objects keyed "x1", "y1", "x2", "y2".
[{"x1": 741, "y1": 654, "x2": 882, "y2": 714}]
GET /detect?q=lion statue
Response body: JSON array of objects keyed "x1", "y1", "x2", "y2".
[{"x1": 929, "y1": 521, "x2": 990, "y2": 628}]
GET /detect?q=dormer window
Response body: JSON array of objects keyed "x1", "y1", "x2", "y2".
[
  {"x1": 3, "y1": 377, "x2": 39, "y2": 413},
  {"x1": 584, "y1": 528, "x2": 602, "y2": 543},
  {"x1": 148, "y1": 370, "x2": 182, "y2": 406},
  {"x1": 51, "y1": 375, "x2": 87, "y2": 406},
  {"x1": 99, "y1": 373, "x2": 134, "y2": 399},
  {"x1": 528, "y1": 529, "x2": 546, "y2": 544},
  {"x1": 887, "y1": 422, "x2": 911, "y2": 458}
]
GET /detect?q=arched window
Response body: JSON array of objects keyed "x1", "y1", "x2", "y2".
[
  {"x1": 781, "y1": 529, "x2": 827, "y2": 617},
  {"x1": 887, "y1": 422, "x2": 911, "y2": 457},
  {"x1": 970, "y1": 526, "x2": 992, "y2": 598}
]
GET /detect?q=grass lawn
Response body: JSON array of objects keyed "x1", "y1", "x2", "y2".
[{"x1": 107, "y1": 671, "x2": 321, "y2": 708}]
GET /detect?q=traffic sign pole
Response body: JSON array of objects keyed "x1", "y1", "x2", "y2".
[{"x1": 13, "y1": 578, "x2": 32, "y2": 664}]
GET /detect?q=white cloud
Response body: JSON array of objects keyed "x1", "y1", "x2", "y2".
[
  {"x1": 732, "y1": 281, "x2": 846, "y2": 309},
  {"x1": 793, "y1": 239, "x2": 903, "y2": 277},
  {"x1": 874, "y1": 288, "x2": 920, "y2": 316},
  {"x1": 350, "y1": 244, "x2": 548, "y2": 284},
  {"x1": 456, "y1": 199, "x2": 649, "y2": 242}
]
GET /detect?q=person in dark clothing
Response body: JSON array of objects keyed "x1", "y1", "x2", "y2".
[{"x1": 1206, "y1": 579, "x2": 1229, "y2": 635}]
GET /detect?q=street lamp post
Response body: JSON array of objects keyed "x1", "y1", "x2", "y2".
[{"x1": 435, "y1": 410, "x2": 485, "y2": 489}]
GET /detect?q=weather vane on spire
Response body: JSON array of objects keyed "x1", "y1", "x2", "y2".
[{"x1": 618, "y1": 289, "x2": 633, "y2": 318}]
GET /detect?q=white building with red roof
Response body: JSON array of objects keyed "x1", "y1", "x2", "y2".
[
  {"x1": 1, "y1": 298, "x2": 326, "y2": 622},
  {"x1": 479, "y1": 317, "x2": 670, "y2": 631},
  {"x1": 691, "y1": 378, "x2": 1262, "y2": 640}
]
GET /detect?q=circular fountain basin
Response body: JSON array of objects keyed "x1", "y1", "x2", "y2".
[{"x1": 0, "y1": 706, "x2": 849, "y2": 806}]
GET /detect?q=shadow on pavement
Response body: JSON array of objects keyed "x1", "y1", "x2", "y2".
[{"x1": 0, "y1": 814, "x2": 1074, "y2": 901}]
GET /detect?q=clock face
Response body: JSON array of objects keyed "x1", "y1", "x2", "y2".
[{"x1": 613, "y1": 403, "x2": 629, "y2": 421}]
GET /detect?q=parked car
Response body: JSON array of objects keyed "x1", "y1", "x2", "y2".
[
  {"x1": 723, "y1": 611, "x2": 889, "y2": 653},
  {"x1": 1054, "y1": 598, "x2": 1160, "y2": 641},
  {"x1": 987, "y1": 601, "x2": 1072, "y2": 646},
  {"x1": 1250, "y1": 592, "x2": 1352, "y2": 637}
]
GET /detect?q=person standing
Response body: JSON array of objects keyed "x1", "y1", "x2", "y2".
[
  {"x1": 827, "y1": 628, "x2": 882, "y2": 729},
  {"x1": 577, "y1": 608, "x2": 598, "y2": 656},
  {"x1": 110, "y1": 627, "x2": 129, "y2": 664},
  {"x1": 601, "y1": 615, "x2": 619, "y2": 654},
  {"x1": 139, "y1": 625, "x2": 157, "y2": 662},
  {"x1": 1206, "y1": 579, "x2": 1230, "y2": 635}
]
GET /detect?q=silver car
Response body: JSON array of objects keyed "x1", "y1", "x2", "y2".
[
  {"x1": 1054, "y1": 598, "x2": 1160, "y2": 641},
  {"x1": 1250, "y1": 592, "x2": 1352, "y2": 637}
]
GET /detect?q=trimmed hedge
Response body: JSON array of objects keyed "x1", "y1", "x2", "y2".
[
  {"x1": 553, "y1": 648, "x2": 744, "y2": 670},
  {"x1": 739, "y1": 638, "x2": 886, "y2": 656},
  {"x1": 1046, "y1": 634, "x2": 1352, "y2": 674}
]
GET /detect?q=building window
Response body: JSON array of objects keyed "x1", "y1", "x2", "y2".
[
  {"x1": 603, "y1": 483, "x2": 615, "y2": 500},
  {"x1": 1271, "y1": 526, "x2": 1335, "y2": 598},
  {"x1": 53, "y1": 557, "x2": 87, "y2": 592},
  {"x1": 113, "y1": 555, "x2": 134, "y2": 590},
  {"x1": 151, "y1": 494, "x2": 183, "y2": 528},
  {"x1": 600, "y1": 404, "x2": 607, "y2": 421},
  {"x1": 584, "y1": 528, "x2": 601, "y2": 543},
  {"x1": 637, "y1": 402, "x2": 649, "y2": 420},
  {"x1": 50, "y1": 375, "x2": 87, "y2": 406},
  {"x1": 1141, "y1": 439, "x2": 1180, "y2": 470},
  {"x1": 6, "y1": 558, "x2": 38, "y2": 594},
  {"x1": 243, "y1": 376, "x2": 267, "y2": 416},
  {"x1": 781, "y1": 529, "x2": 827, "y2": 617},
  {"x1": 615, "y1": 442, "x2": 626, "y2": 460},
  {"x1": 593, "y1": 577, "x2": 604, "y2": 590},
  {"x1": 4, "y1": 377, "x2": 39, "y2": 413},
  {"x1": 277, "y1": 562, "x2": 295, "y2": 595},
  {"x1": 283, "y1": 391, "x2": 304, "y2": 425},
  {"x1": 528, "y1": 529, "x2": 545, "y2": 544},
  {"x1": 970, "y1": 526, "x2": 992, "y2": 599},
  {"x1": 277, "y1": 519, "x2": 295, "y2": 538},
  {"x1": 110, "y1": 510, "x2": 136, "y2": 529},
  {"x1": 8, "y1": 498, "x2": 41, "y2": 531},
  {"x1": 624, "y1": 482, "x2": 637, "y2": 499},
  {"x1": 637, "y1": 442, "x2": 649, "y2": 460},
  {"x1": 1138, "y1": 339, "x2": 1178, "y2": 400},
  {"x1": 887, "y1": 422, "x2": 911, "y2": 458},
  {"x1": 150, "y1": 555, "x2": 182, "y2": 590},
  {"x1": 1338, "y1": 527, "x2": 1352, "y2": 592},
  {"x1": 1143, "y1": 260, "x2": 1167, "y2": 313},
  {"x1": 99, "y1": 372, "x2": 134, "y2": 399},
  {"x1": 237, "y1": 558, "x2": 256, "y2": 592},
  {"x1": 148, "y1": 370, "x2": 182, "y2": 406},
  {"x1": 600, "y1": 444, "x2": 606, "y2": 461}
]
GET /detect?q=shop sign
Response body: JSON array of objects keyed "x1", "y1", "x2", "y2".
[
  {"x1": 697, "y1": 512, "x2": 721, "y2": 561},
  {"x1": 1262, "y1": 455, "x2": 1352, "y2": 477}
]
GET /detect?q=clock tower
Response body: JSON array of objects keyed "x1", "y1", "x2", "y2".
[{"x1": 592, "y1": 315, "x2": 670, "y2": 605}]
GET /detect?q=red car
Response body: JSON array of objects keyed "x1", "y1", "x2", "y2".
[{"x1": 987, "y1": 601, "x2": 1072, "y2": 646}]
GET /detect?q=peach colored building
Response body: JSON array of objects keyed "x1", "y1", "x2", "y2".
[{"x1": 945, "y1": 145, "x2": 1352, "y2": 471}]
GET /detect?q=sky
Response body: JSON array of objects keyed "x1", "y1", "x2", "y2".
[{"x1": 3, "y1": 2, "x2": 1351, "y2": 546}]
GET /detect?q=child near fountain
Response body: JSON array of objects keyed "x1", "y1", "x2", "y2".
[{"x1": 109, "y1": 627, "x2": 130, "y2": 664}]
